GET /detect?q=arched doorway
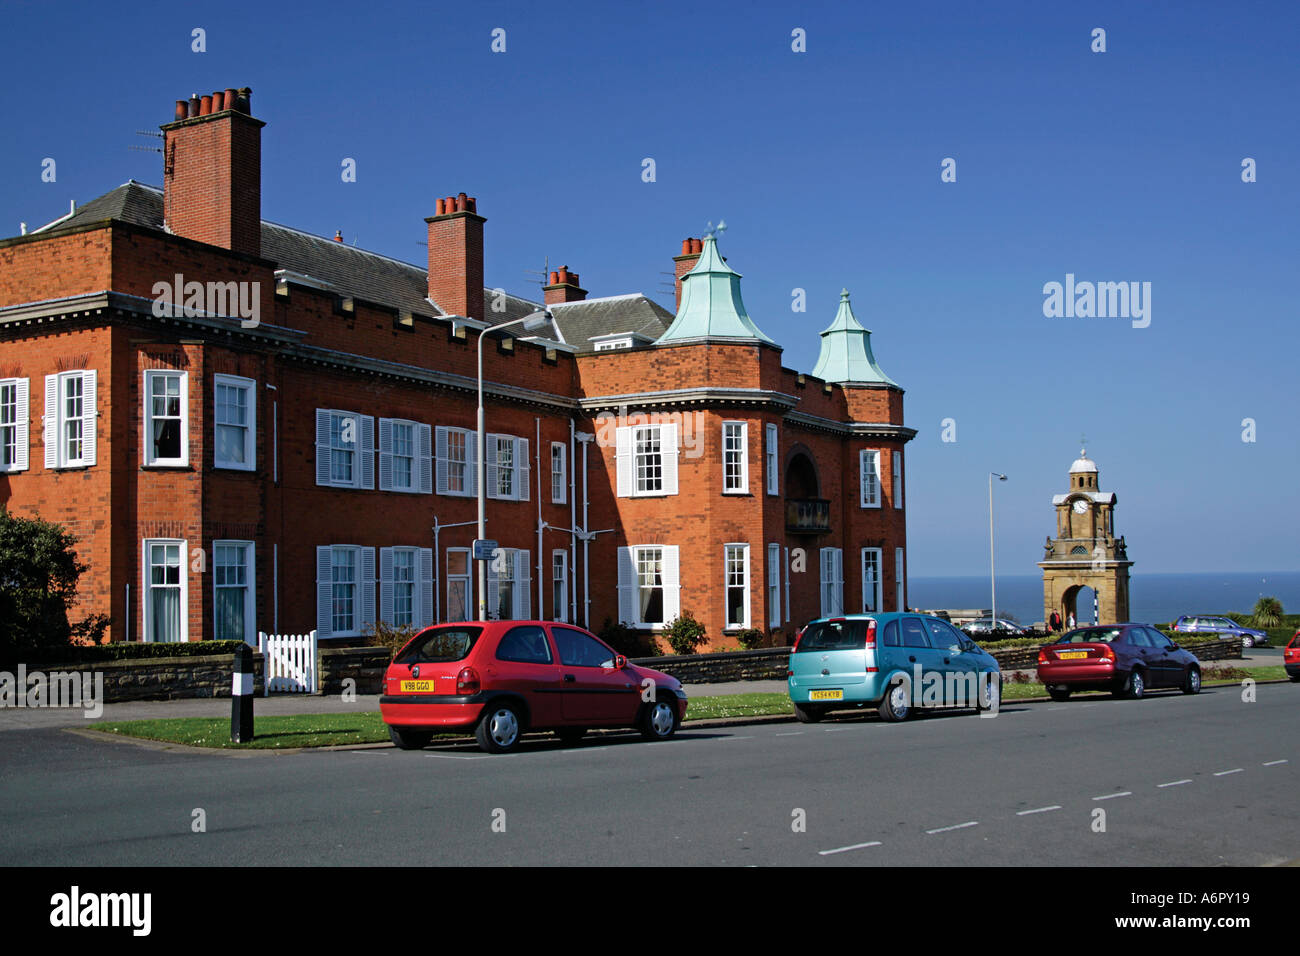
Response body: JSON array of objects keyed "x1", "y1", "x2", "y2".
[
  {"x1": 1062, "y1": 584, "x2": 1099, "y2": 627},
  {"x1": 784, "y1": 451, "x2": 819, "y2": 499}
]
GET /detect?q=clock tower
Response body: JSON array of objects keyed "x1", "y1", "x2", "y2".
[{"x1": 1039, "y1": 448, "x2": 1133, "y2": 625}]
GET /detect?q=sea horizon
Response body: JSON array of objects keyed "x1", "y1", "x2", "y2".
[{"x1": 909, "y1": 570, "x2": 1300, "y2": 626}]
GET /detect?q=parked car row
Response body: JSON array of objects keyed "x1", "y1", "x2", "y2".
[
  {"x1": 379, "y1": 615, "x2": 1291, "y2": 754},
  {"x1": 1171, "y1": 614, "x2": 1269, "y2": 648}
]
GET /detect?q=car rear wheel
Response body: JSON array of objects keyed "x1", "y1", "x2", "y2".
[
  {"x1": 476, "y1": 703, "x2": 524, "y2": 753},
  {"x1": 878, "y1": 678, "x2": 911, "y2": 722},
  {"x1": 794, "y1": 702, "x2": 826, "y2": 723},
  {"x1": 639, "y1": 696, "x2": 679, "y2": 741},
  {"x1": 388, "y1": 725, "x2": 432, "y2": 750},
  {"x1": 1123, "y1": 669, "x2": 1146, "y2": 700},
  {"x1": 1046, "y1": 685, "x2": 1071, "y2": 702},
  {"x1": 1241, "y1": 635, "x2": 1254, "y2": 649},
  {"x1": 1182, "y1": 666, "x2": 1201, "y2": 695}
]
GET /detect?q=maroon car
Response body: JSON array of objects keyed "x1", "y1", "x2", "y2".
[
  {"x1": 1037, "y1": 624, "x2": 1202, "y2": 701},
  {"x1": 380, "y1": 621, "x2": 688, "y2": 753}
]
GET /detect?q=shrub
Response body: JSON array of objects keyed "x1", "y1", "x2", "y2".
[
  {"x1": 26, "y1": 639, "x2": 248, "y2": 666},
  {"x1": 1250, "y1": 597, "x2": 1284, "y2": 629},
  {"x1": 0, "y1": 507, "x2": 109, "y2": 666},
  {"x1": 598, "y1": 618, "x2": 655, "y2": 657},
  {"x1": 737, "y1": 627, "x2": 764, "y2": 650},
  {"x1": 363, "y1": 620, "x2": 417, "y2": 657},
  {"x1": 663, "y1": 611, "x2": 706, "y2": 655}
]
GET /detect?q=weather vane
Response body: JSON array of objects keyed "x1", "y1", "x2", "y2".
[
  {"x1": 1079, "y1": 433, "x2": 1088, "y2": 456},
  {"x1": 704, "y1": 219, "x2": 727, "y2": 240}
]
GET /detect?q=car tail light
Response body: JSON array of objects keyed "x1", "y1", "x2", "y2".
[
  {"x1": 864, "y1": 620, "x2": 877, "y2": 650},
  {"x1": 1098, "y1": 645, "x2": 1115, "y2": 661},
  {"x1": 1037, "y1": 649, "x2": 1048, "y2": 664},
  {"x1": 456, "y1": 667, "x2": 480, "y2": 695}
]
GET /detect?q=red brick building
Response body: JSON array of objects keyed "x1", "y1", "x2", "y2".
[{"x1": 0, "y1": 87, "x2": 915, "y2": 651}]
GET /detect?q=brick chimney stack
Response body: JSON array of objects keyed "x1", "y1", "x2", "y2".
[
  {"x1": 161, "y1": 87, "x2": 263, "y2": 257},
  {"x1": 543, "y1": 266, "x2": 587, "y2": 305},
  {"x1": 673, "y1": 238, "x2": 702, "y2": 311},
  {"x1": 426, "y1": 193, "x2": 485, "y2": 321}
]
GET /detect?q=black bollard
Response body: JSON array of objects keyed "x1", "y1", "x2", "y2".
[{"x1": 231, "y1": 643, "x2": 254, "y2": 742}]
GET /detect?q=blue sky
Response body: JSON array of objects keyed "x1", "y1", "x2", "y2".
[{"x1": 3, "y1": 0, "x2": 1296, "y2": 576}]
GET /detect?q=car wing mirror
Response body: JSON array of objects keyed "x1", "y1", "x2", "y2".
[{"x1": 614, "y1": 655, "x2": 628, "y2": 669}]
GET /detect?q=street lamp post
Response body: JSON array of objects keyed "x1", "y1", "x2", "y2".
[
  {"x1": 476, "y1": 310, "x2": 552, "y2": 619},
  {"x1": 989, "y1": 472, "x2": 1007, "y2": 631}
]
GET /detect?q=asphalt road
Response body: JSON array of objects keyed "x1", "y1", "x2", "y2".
[{"x1": 1, "y1": 681, "x2": 1295, "y2": 866}]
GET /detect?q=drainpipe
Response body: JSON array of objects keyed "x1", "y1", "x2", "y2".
[
  {"x1": 576, "y1": 430, "x2": 595, "y2": 627},
  {"x1": 569, "y1": 419, "x2": 576, "y2": 623},
  {"x1": 536, "y1": 418, "x2": 543, "y2": 619}
]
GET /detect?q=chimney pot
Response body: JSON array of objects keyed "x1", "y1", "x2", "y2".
[
  {"x1": 681, "y1": 238, "x2": 692, "y2": 255},
  {"x1": 199, "y1": 95, "x2": 213, "y2": 116},
  {"x1": 467, "y1": 196, "x2": 477, "y2": 212},
  {"x1": 238, "y1": 88, "x2": 252, "y2": 113},
  {"x1": 334, "y1": 230, "x2": 343, "y2": 242},
  {"x1": 692, "y1": 237, "x2": 702, "y2": 254},
  {"x1": 188, "y1": 94, "x2": 200, "y2": 118},
  {"x1": 548, "y1": 271, "x2": 559, "y2": 285},
  {"x1": 223, "y1": 88, "x2": 237, "y2": 111},
  {"x1": 174, "y1": 100, "x2": 188, "y2": 121},
  {"x1": 557, "y1": 267, "x2": 569, "y2": 284},
  {"x1": 435, "y1": 198, "x2": 445, "y2": 215}
]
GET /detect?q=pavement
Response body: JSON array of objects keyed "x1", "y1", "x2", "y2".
[{"x1": 0, "y1": 648, "x2": 1282, "y2": 733}]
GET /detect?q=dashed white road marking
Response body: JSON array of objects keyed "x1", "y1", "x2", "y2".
[
  {"x1": 423, "y1": 752, "x2": 488, "y2": 760},
  {"x1": 1093, "y1": 791, "x2": 1132, "y2": 801},
  {"x1": 823, "y1": 727, "x2": 854, "y2": 733},
  {"x1": 818, "y1": 841, "x2": 882, "y2": 856},
  {"x1": 926, "y1": 821, "x2": 979, "y2": 834},
  {"x1": 1158, "y1": 779, "x2": 1192, "y2": 788},
  {"x1": 1263, "y1": 759, "x2": 1288, "y2": 767},
  {"x1": 715, "y1": 735, "x2": 754, "y2": 741},
  {"x1": 1017, "y1": 805, "x2": 1061, "y2": 816},
  {"x1": 1213, "y1": 768, "x2": 1244, "y2": 777},
  {"x1": 775, "y1": 732, "x2": 803, "y2": 737}
]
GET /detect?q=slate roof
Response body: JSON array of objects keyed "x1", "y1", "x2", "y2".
[{"x1": 33, "y1": 181, "x2": 665, "y2": 348}]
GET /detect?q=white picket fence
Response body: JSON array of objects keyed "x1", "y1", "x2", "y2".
[{"x1": 257, "y1": 630, "x2": 318, "y2": 695}]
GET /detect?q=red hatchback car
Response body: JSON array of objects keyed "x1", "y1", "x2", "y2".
[
  {"x1": 380, "y1": 621, "x2": 688, "y2": 753},
  {"x1": 1285, "y1": 631, "x2": 1300, "y2": 682},
  {"x1": 1037, "y1": 623, "x2": 1202, "y2": 701}
]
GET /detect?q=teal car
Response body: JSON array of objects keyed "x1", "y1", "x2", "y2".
[{"x1": 787, "y1": 613, "x2": 1003, "y2": 722}]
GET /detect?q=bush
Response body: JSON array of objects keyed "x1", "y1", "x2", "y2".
[
  {"x1": 363, "y1": 620, "x2": 417, "y2": 657},
  {"x1": 737, "y1": 627, "x2": 764, "y2": 650},
  {"x1": 597, "y1": 618, "x2": 656, "y2": 657},
  {"x1": 663, "y1": 611, "x2": 706, "y2": 655},
  {"x1": 0, "y1": 508, "x2": 109, "y2": 666},
  {"x1": 1250, "y1": 597, "x2": 1284, "y2": 629},
  {"x1": 25, "y1": 640, "x2": 248, "y2": 666}
]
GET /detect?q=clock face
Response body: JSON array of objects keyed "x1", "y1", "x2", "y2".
[{"x1": 1072, "y1": 499, "x2": 1089, "y2": 515}]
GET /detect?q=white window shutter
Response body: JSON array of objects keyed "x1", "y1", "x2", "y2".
[
  {"x1": 418, "y1": 424, "x2": 433, "y2": 494},
  {"x1": 662, "y1": 545, "x2": 681, "y2": 622},
  {"x1": 834, "y1": 550, "x2": 844, "y2": 616},
  {"x1": 467, "y1": 435, "x2": 478, "y2": 497},
  {"x1": 359, "y1": 416, "x2": 375, "y2": 490},
  {"x1": 360, "y1": 546, "x2": 376, "y2": 630},
  {"x1": 617, "y1": 547, "x2": 637, "y2": 625},
  {"x1": 316, "y1": 546, "x2": 334, "y2": 639},
  {"x1": 379, "y1": 547, "x2": 394, "y2": 625},
  {"x1": 517, "y1": 437, "x2": 530, "y2": 502},
  {"x1": 80, "y1": 370, "x2": 96, "y2": 466},
  {"x1": 14, "y1": 379, "x2": 29, "y2": 471},
  {"x1": 514, "y1": 549, "x2": 531, "y2": 619},
  {"x1": 615, "y1": 426, "x2": 632, "y2": 497},
  {"x1": 485, "y1": 434, "x2": 498, "y2": 500},
  {"x1": 486, "y1": 555, "x2": 500, "y2": 620},
  {"x1": 418, "y1": 548, "x2": 434, "y2": 626},
  {"x1": 315, "y1": 410, "x2": 332, "y2": 485},
  {"x1": 377, "y1": 419, "x2": 393, "y2": 491},
  {"x1": 44, "y1": 374, "x2": 58, "y2": 469},
  {"x1": 661, "y1": 423, "x2": 679, "y2": 495},
  {"x1": 893, "y1": 450, "x2": 903, "y2": 509},
  {"x1": 435, "y1": 427, "x2": 449, "y2": 495}
]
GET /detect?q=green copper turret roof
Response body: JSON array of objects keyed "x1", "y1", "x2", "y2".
[
  {"x1": 656, "y1": 235, "x2": 776, "y2": 344},
  {"x1": 810, "y1": 289, "x2": 899, "y2": 387}
]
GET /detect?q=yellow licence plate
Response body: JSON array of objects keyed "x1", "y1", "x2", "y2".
[
  {"x1": 401, "y1": 680, "x2": 435, "y2": 693},
  {"x1": 810, "y1": 689, "x2": 844, "y2": 701},
  {"x1": 1056, "y1": 651, "x2": 1087, "y2": 660}
]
